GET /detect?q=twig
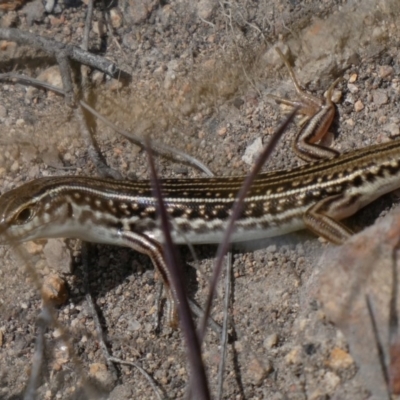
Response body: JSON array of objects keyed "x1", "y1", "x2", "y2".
[
  {"x1": 82, "y1": 0, "x2": 94, "y2": 52},
  {"x1": 0, "y1": 28, "x2": 123, "y2": 77},
  {"x1": 189, "y1": 299, "x2": 222, "y2": 336},
  {"x1": 108, "y1": 357, "x2": 166, "y2": 400},
  {"x1": 75, "y1": 104, "x2": 123, "y2": 179},
  {"x1": 81, "y1": 0, "x2": 95, "y2": 98}
]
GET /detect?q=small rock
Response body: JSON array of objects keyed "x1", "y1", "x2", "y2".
[
  {"x1": 44, "y1": 0, "x2": 55, "y2": 13},
  {"x1": 28, "y1": 162, "x2": 40, "y2": 179},
  {"x1": 110, "y1": 7, "x2": 123, "y2": 28},
  {"x1": 127, "y1": 319, "x2": 141, "y2": 331},
  {"x1": 348, "y1": 73, "x2": 357, "y2": 83},
  {"x1": 10, "y1": 160, "x2": 19, "y2": 172},
  {"x1": 347, "y1": 83, "x2": 358, "y2": 94},
  {"x1": 323, "y1": 371, "x2": 341, "y2": 392},
  {"x1": 41, "y1": 274, "x2": 68, "y2": 306},
  {"x1": 26, "y1": 66, "x2": 63, "y2": 100},
  {"x1": 242, "y1": 137, "x2": 263, "y2": 165},
  {"x1": 41, "y1": 149, "x2": 63, "y2": 168},
  {"x1": 354, "y1": 100, "x2": 364, "y2": 112},
  {"x1": 93, "y1": 20, "x2": 106, "y2": 37},
  {"x1": 264, "y1": 333, "x2": 279, "y2": 349},
  {"x1": 107, "y1": 78, "x2": 123, "y2": 91},
  {"x1": 1, "y1": 11, "x2": 18, "y2": 28},
  {"x1": 0, "y1": 330, "x2": 3, "y2": 347},
  {"x1": 383, "y1": 122, "x2": 400, "y2": 137},
  {"x1": 379, "y1": 65, "x2": 393, "y2": 79},
  {"x1": 89, "y1": 362, "x2": 106, "y2": 377},
  {"x1": 49, "y1": 14, "x2": 65, "y2": 26},
  {"x1": 108, "y1": 384, "x2": 134, "y2": 400},
  {"x1": 285, "y1": 347, "x2": 302, "y2": 365},
  {"x1": 24, "y1": 241, "x2": 44, "y2": 255},
  {"x1": 234, "y1": 340, "x2": 243, "y2": 353},
  {"x1": 372, "y1": 89, "x2": 388, "y2": 106},
  {"x1": 91, "y1": 70, "x2": 105, "y2": 86},
  {"x1": 217, "y1": 126, "x2": 227, "y2": 136},
  {"x1": 197, "y1": 0, "x2": 217, "y2": 20},
  {"x1": 52, "y1": 328, "x2": 62, "y2": 338},
  {"x1": 372, "y1": 26, "x2": 388, "y2": 41},
  {"x1": 326, "y1": 347, "x2": 354, "y2": 370},
  {"x1": 43, "y1": 239, "x2": 72, "y2": 274},
  {"x1": 246, "y1": 357, "x2": 271, "y2": 385},
  {"x1": 62, "y1": 152, "x2": 72, "y2": 162},
  {"x1": 330, "y1": 89, "x2": 342, "y2": 104},
  {"x1": 52, "y1": 342, "x2": 69, "y2": 371},
  {"x1": 126, "y1": 0, "x2": 158, "y2": 25},
  {"x1": 22, "y1": 0, "x2": 45, "y2": 25}
]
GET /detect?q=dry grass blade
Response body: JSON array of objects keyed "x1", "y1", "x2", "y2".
[
  {"x1": 365, "y1": 294, "x2": 390, "y2": 397},
  {"x1": 145, "y1": 137, "x2": 210, "y2": 400},
  {"x1": 217, "y1": 252, "x2": 232, "y2": 400},
  {"x1": 199, "y1": 106, "x2": 299, "y2": 342}
]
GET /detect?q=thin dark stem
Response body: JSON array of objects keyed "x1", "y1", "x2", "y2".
[
  {"x1": 145, "y1": 137, "x2": 210, "y2": 400},
  {"x1": 199, "y1": 107, "x2": 298, "y2": 342}
]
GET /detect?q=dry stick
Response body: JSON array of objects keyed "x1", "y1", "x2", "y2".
[
  {"x1": 0, "y1": 73, "x2": 213, "y2": 176},
  {"x1": 199, "y1": 107, "x2": 299, "y2": 342},
  {"x1": 0, "y1": 28, "x2": 120, "y2": 77},
  {"x1": 82, "y1": 0, "x2": 94, "y2": 53},
  {"x1": 189, "y1": 299, "x2": 222, "y2": 335},
  {"x1": 80, "y1": 0, "x2": 95, "y2": 98},
  {"x1": 145, "y1": 137, "x2": 210, "y2": 400},
  {"x1": 217, "y1": 252, "x2": 232, "y2": 400}
]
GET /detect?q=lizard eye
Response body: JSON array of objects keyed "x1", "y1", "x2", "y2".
[{"x1": 14, "y1": 207, "x2": 34, "y2": 225}]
